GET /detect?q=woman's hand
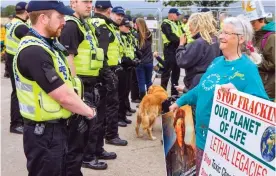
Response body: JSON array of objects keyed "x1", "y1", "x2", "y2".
[
  {"x1": 179, "y1": 34, "x2": 187, "y2": 46},
  {"x1": 153, "y1": 51, "x2": 159, "y2": 58},
  {"x1": 220, "y1": 83, "x2": 237, "y2": 93},
  {"x1": 169, "y1": 103, "x2": 179, "y2": 112},
  {"x1": 174, "y1": 85, "x2": 185, "y2": 92}
]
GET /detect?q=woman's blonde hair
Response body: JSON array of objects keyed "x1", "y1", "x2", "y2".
[
  {"x1": 223, "y1": 15, "x2": 262, "y2": 64},
  {"x1": 136, "y1": 18, "x2": 151, "y2": 49},
  {"x1": 188, "y1": 12, "x2": 218, "y2": 45}
]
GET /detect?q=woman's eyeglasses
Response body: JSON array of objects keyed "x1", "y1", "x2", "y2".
[{"x1": 218, "y1": 31, "x2": 242, "y2": 37}]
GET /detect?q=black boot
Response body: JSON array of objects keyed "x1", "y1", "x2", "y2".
[{"x1": 82, "y1": 157, "x2": 107, "y2": 170}]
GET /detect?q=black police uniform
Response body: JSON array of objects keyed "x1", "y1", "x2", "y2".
[
  {"x1": 130, "y1": 28, "x2": 141, "y2": 103},
  {"x1": 92, "y1": 12, "x2": 127, "y2": 146},
  {"x1": 160, "y1": 21, "x2": 181, "y2": 96},
  {"x1": 6, "y1": 16, "x2": 29, "y2": 133},
  {"x1": 20, "y1": 1, "x2": 77, "y2": 175},
  {"x1": 60, "y1": 16, "x2": 110, "y2": 172},
  {"x1": 18, "y1": 32, "x2": 69, "y2": 176},
  {"x1": 118, "y1": 31, "x2": 138, "y2": 125}
]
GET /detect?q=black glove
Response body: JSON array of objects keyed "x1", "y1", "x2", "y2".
[
  {"x1": 77, "y1": 118, "x2": 88, "y2": 134},
  {"x1": 100, "y1": 68, "x2": 117, "y2": 91},
  {"x1": 69, "y1": 114, "x2": 89, "y2": 134},
  {"x1": 114, "y1": 65, "x2": 123, "y2": 73},
  {"x1": 132, "y1": 58, "x2": 141, "y2": 67},
  {"x1": 83, "y1": 94, "x2": 97, "y2": 120}
]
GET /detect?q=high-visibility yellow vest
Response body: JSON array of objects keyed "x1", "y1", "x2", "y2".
[
  {"x1": 130, "y1": 29, "x2": 139, "y2": 48},
  {"x1": 13, "y1": 36, "x2": 83, "y2": 122},
  {"x1": 66, "y1": 16, "x2": 104, "y2": 77},
  {"x1": 182, "y1": 23, "x2": 194, "y2": 44},
  {"x1": 5, "y1": 18, "x2": 28, "y2": 55},
  {"x1": 90, "y1": 17, "x2": 122, "y2": 66},
  {"x1": 121, "y1": 33, "x2": 135, "y2": 60},
  {"x1": 161, "y1": 19, "x2": 181, "y2": 45}
]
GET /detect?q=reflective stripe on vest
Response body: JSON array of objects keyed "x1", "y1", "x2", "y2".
[
  {"x1": 66, "y1": 16, "x2": 104, "y2": 76},
  {"x1": 13, "y1": 36, "x2": 77, "y2": 122},
  {"x1": 122, "y1": 33, "x2": 135, "y2": 60},
  {"x1": 161, "y1": 19, "x2": 181, "y2": 45},
  {"x1": 5, "y1": 18, "x2": 28, "y2": 55},
  {"x1": 90, "y1": 18, "x2": 121, "y2": 66}
]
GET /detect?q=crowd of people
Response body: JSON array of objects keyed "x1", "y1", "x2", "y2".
[{"x1": 1, "y1": 0, "x2": 275, "y2": 175}]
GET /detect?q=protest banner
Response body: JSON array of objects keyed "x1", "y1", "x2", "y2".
[
  {"x1": 162, "y1": 105, "x2": 196, "y2": 176},
  {"x1": 200, "y1": 85, "x2": 276, "y2": 176}
]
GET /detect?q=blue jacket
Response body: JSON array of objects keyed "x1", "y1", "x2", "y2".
[{"x1": 176, "y1": 55, "x2": 269, "y2": 150}]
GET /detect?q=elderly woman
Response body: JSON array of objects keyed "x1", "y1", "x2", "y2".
[
  {"x1": 170, "y1": 16, "x2": 269, "y2": 175},
  {"x1": 176, "y1": 12, "x2": 221, "y2": 90}
]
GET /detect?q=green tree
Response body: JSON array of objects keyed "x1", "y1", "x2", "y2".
[
  {"x1": 162, "y1": 0, "x2": 236, "y2": 7},
  {"x1": 1, "y1": 5, "x2": 15, "y2": 17},
  {"x1": 134, "y1": 13, "x2": 144, "y2": 18},
  {"x1": 147, "y1": 14, "x2": 155, "y2": 18}
]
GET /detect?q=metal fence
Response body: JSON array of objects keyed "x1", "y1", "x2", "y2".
[{"x1": 126, "y1": 5, "x2": 275, "y2": 54}]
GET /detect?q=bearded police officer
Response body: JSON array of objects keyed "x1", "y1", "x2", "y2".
[
  {"x1": 161, "y1": 8, "x2": 182, "y2": 96},
  {"x1": 14, "y1": 1, "x2": 96, "y2": 175},
  {"x1": 89, "y1": 0, "x2": 128, "y2": 147},
  {"x1": 60, "y1": 0, "x2": 112, "y2": 172},
  {"x1": 5, "y1": 1, "x2": 29, "y2": 134}
]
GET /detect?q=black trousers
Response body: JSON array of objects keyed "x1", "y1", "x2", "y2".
[
  {"x1": 7, "y1": 53, "x2": 23, "y2": 128},
  {"x1": 83, "y1": 83, "x2": 106, "y2": 160},
  {"x1": 161, "y1": 50, "x2": 180, "y2": 96},
  {"x1": 66, "y1": 116, "x2": 89, "y2": 176},
  {"x1": 130, "y1": 67, "x2": 140, "y2": 101},
  {"x1": 23, "y1": 122, "x2": 67, "y2": 176},
  {"x1": 118, "y1": 68, "x2": 132, "y2": 121},
  {"x1": 104, "y1": 69, "x2": 119, "y2": 140}
]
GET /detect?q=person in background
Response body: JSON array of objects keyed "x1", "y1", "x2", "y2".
[
  {"x1": 5, "y1": 1, "x2": 29, "y2": 134},
  {"x1": 181, "y1": 15, "x2": 194, "y2": 44},
  {"x1": 118, "y1": 18, "x2": 139, "y2": 126},
  {"x1": 123, "y1": 14, "x2": 137, "y2": 116},
  {"x1": 135, "y1": 18, "x2": 153, "y2": 100},
  {"x1": 245, "y1": 8, "x2": 275, "y2": 101},
  {"x1": 176, "y1": 12, "x2": 220, "y2": 90},
  {"x1": 1, "y1": 24, "x2": 7, "y2": 72},
  {"x1": 59, "y1": 0, "x2": 109, "y2": 172},
  {"x1": 170, "y1": 16, "x2": 269, "y2": 176},
  {"x1": 90, "y1": 0, "x2": 128, "y2": 148},
  {"x1": 200, "y1": 8, "x2": 210, "y2": 12},
  {"x1": 161, "y1": 8, "x2": 181, "y2": 96},
  {"x1": 219, "y1": 12, "x2": 228, "y2": 30},
  {"x1": 130, "y1": 17, "x2": 141, "y2": 103}
]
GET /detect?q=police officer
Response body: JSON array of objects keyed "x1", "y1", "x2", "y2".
[
  {"x1": 161, "y1": 8, "x2": 181, "y2": 96},
  {"x1": 130, "y1": 17, "x2": 142, "y2": 104},
  {"x1": 89, "y1": 0, "x2": 128, "y2": 148},
  {"x1": 59, "y1": 0, "x2": 113, "y2": 172},
  {"x1": 110, "y1": 6, "x2": 130, "y2": 127},
  {"x1": 123, "y1": 15, "x2": 137, "y2": 116},
  {"x1": 5, "y1": 1, "x2": 29, "y2": 134},
  {"x1": 180, "y1": 15, "x2": 194, "y2": 44},
  {"x1": 15, "y1": 1, "x2": 96, "y2": 175},
  {"x1": 118, "y1": 17, "x2": 139, "y2": 127}
]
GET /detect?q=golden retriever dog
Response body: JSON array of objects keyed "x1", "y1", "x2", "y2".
[{"x1": 136, "y1": 85, "x2": 168, "y2": 140}]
